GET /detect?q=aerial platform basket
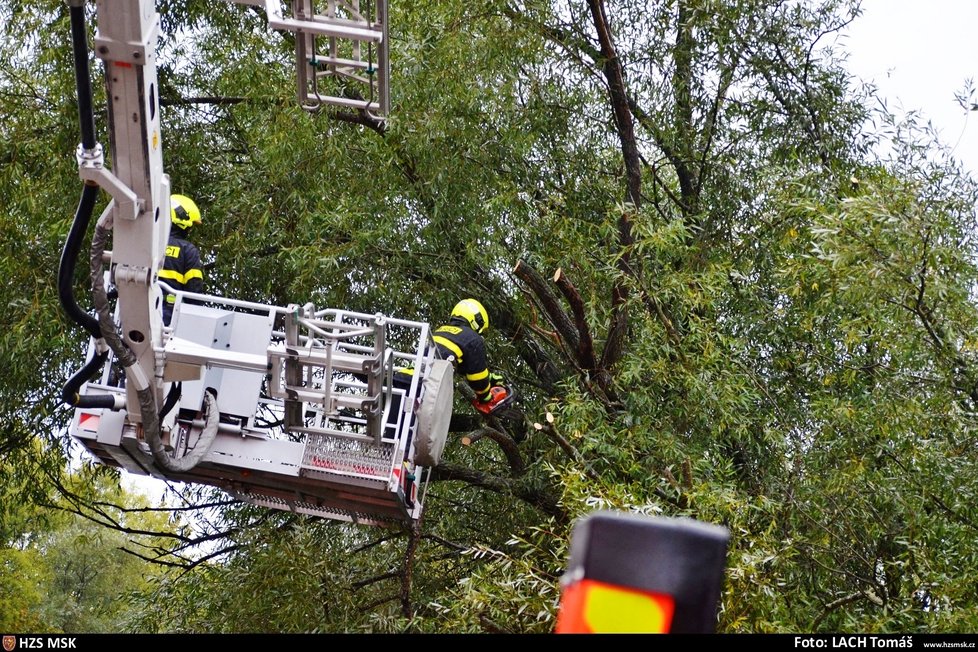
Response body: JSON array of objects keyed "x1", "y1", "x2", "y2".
[{"x1": 71, "y1": 290, "x2": 453, "y2": 526}]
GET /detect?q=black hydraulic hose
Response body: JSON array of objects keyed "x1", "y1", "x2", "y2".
[
  {"x1": 60, "y1": 4, "x2": 106, "y2": 407},
  {"x1": 61, "y1": 350, "x2": 116, "y2": 408},
  {"x1": 58, "y1": 183, "x2": 102, "y2": 340},
  {"x1": 73, "y1": 394, "x2": 118, "y2": 409},
  {"x1": 69, "y1": 1, "x2": 97, "y2": 150},
  {"x1": 61, "y1": 1, "x2": 101, "y2": 338},
  {"x1": 159, "y1": 382, "x2": 181, "y2": 420}
]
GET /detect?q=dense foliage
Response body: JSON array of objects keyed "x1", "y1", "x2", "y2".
[{"x1": 2, "y1": 0, "x2": 977, "y2": 633}]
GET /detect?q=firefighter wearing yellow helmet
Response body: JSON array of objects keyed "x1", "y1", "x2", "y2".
[
  {"x1": 159, "y1": 194, "x2": 204, "y2": 325},
  {"x1": 432, "y1": 299, "x2": 509, "y2": 414}
]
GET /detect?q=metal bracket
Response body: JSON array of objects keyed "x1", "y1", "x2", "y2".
[
  {"x1": 91, "y1": 0, "x2": 161, "y2": 64},
  {"x1": 77, "y1": 143, "x2": 141, "y2": 220},
  {"x1": 114, "y1": 264, "x2": 153, "y2": 286}
]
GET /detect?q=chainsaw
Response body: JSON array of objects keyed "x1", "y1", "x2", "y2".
[{"x1": 472, "y1": 384, "x2": 517, "y2": 417}]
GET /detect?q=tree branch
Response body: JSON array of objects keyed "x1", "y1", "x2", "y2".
[
  {"x1": 811, "y1": 592, "x2": 872, "y2": 631},
  {"x1": 533, "y1": 419, "x2": 599, "y2": 482},
  {"x1": 351, "y1": 570, "x2": 400, "y2": 590},
  {"x1": 513, "y1": 259, "x2": 580, "y2": 354},
  {"x1": 119, "y1": 542, "x2": 240, "y2": 572},
  {"x1": 461, "y1": 427, "x2": 525, "y2": 475},
  {"x1": 430, "y1": 462, "x2": 566, "y2": 523},
  {"x1": 401, "y1": 521, "x2": 420, "y2": 618},
  {"x1": 585, "y1": 0, "x2": 638, "y2": 373},
  {"x1": 553, "y1": 267, "x2": 597, "y2": 371}
]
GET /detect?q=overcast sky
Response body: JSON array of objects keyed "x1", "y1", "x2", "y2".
[{"x1": 844, "y1": 0, "x2": 978, "y2": 175}]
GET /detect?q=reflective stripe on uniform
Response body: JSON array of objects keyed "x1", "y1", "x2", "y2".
[
  {"x1": 159, "y1": 268, "x2": 203, "y2": 284},
  {"x1": 466, "y1": 369, "x2": 489, "y2": 382},
  {"x1": 433, "y1": 335, "x2": 463, "y2": 360}
]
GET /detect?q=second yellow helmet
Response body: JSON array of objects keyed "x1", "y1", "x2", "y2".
[{"x1": 170, "y1": 194, "x2": 201, "y2": 230}]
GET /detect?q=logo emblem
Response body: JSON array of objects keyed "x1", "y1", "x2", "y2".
[{"x1": 3, "y1": 635, "x2": 15, "y2": 652}]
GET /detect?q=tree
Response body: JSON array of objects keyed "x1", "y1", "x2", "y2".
[
  {"x1": 0, "y1": 456, "x2": 175, "y2": 632},
  {"x1": 3, "y1": 0, "x2": 978, "y2": 633}
]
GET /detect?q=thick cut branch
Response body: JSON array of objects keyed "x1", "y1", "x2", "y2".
[
  {"x1": 553, "y1": 268, "x2": 598, "y2": 371},
  {"x1": 513, "y1": 259, "x2": 580, "y2": 353}
]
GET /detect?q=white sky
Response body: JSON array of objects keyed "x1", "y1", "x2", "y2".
[{"x1": 844, "y1": 0, "x2": 978, "y2": 175}]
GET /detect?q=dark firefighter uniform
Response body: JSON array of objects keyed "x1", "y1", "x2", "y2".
[
  {"x1": 432, "y1": 317, "x2": 492, "y2": 402},
  {"x1": 386, "y1": 316, "x2": 492, "y2": 439},
  {"x1": 159, "y1": 228, "x2": 203, "y2": 325},
  {"x1": 388, "y1": 299, "x2": 496, "y2": 438}
]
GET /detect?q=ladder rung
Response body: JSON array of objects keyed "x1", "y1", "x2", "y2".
[
  {"x1": 274, "y1": 386, "x2": 377, "y2": 410},
  {"x1": 300, "y1": 93, "x2": 379, "y2": 112},
  {"x1": 310, "y1": 55, "x2": 373, "y2": 71},
  {"x1": 269, "y1": 14, "x2": 382, "y2": 42},
  {"x1": 272, "y1": 344, "x2": 380, "y2": 373}
]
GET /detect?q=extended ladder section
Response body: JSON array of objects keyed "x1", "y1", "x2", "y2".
[
  {"x1": 71, "y1": 290, "x2": 452, "y2": 526},
  {"x1": 235, "y1": 0, "x2": 389, "y2": 115}
]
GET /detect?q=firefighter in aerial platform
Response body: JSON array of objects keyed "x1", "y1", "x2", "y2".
[
  {"x1": 389, "y1": 297, "x2": 512, "y2": 436},
  {"x1": 387, "y1": 299, "x2": 515, "y2": 506},
  {"x1": 159, "y1": 194, "x2": 204, "y2": 326},
  {"x1": 432, "y1": 298, "x2": 512, "y2": 416}
]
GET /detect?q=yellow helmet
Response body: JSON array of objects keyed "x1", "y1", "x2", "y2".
[
  {"x1": 170, "y1": 194, "x2": 202, "y2": 230},
  {"x1": 451, "y1": 298, "x2": 489, "y2": 334}
]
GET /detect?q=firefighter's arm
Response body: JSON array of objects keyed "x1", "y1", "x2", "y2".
[
  {"x1": 462, "y1": 343, "x2": 492, "y2": 401},
  {"x1": 466, "y1": 367, "x2": 492, "y2": 401},
  {"x1": 183, "y1": 243, "x2": 204, "y2": 294}
]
